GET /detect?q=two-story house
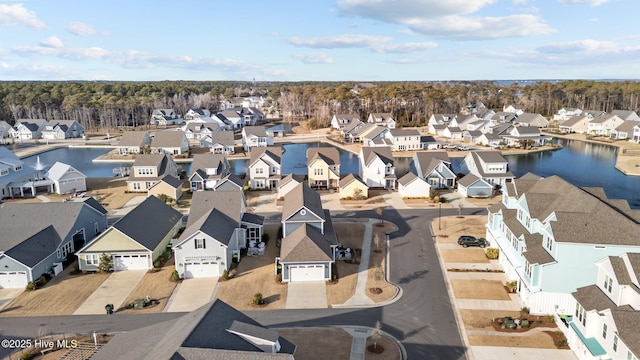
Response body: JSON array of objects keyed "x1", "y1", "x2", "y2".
[
  {"x1": 219, "y1": 110, "x2": 244, "y2": 129},
  {"x1": 0, "y1": 147, "x2": 36, "y2": 199},
  {"x1": 485, "y1": 173, "x2": 640, "y2": 315},
  {"x1": 412, "y1": 151, "x2": 456, "y2": 189},
  {"x1": 203, "y1": 130, "x2": 235, "y2": 154},
  {"x1": 184, "y1": 123, "x2": 218, "y2": 140},
  {"x1": 384, "y1": 128, "x2": 421, "y2": 151},
  {"x1": 588, "y1": 114, "x2": 625, "y2": 136},
  {"x1": 173, "y1": 191, "x2": 263, "y2": 278},
  {"x1": 503, "y1": 104, "x2": 525, "y2": 115},
  {"x1": 117, "y1": 131, "x2": 151, "y2": 155},
  {"x1": 501, "y1": 126, "x2": 551, "y2": 147},
  {"x1": 127, "y1": 154, "x2": 179, "y2": 192},
  {"x1": 610, "y1": 110, "x2": 640, "y2": 121},
  {"x1": 41, "y1": 120, "x2": 85, "y2": 139},
  {"x1": 276, "y1": 182, "x2": 338, "y2": 282},
  {"x1": 331, "y1": 114, "x2": 360, "y2": 131},
  {"x1": 150, "y1": 130, "x2": 189, "y2": 155},
  {"x1": 631, "y1": 123, "x2": 640, "y2": 143},
  {"x1": 559, "y1": 116, "x2": 590, "y2": 134},
  {"x1": 461, "y1": 151, "x2": 514, "y2": 187},
  {"x1": 553, "y1": 108, "x2": 583, "y2": 121},
  {"x1": 184, "y1": 108, "x2": 211, "y2": 121},
  {"x1": 361, "y1": 126, "x2": 389, "y2": 146},
  {"x1": 0, "y1": 198, "x2": 108, "y2": 287},
  {"x1": 151, "y1": 109, "x2": 183, "y2": 126},
  {"x1": 562, "y1": 253, "x2": 640, "y2": 360},
  {"x1": 11, "y1": 119, "x2": 47, "y2": 140},
  {"x1": 610, "y1": 120, "x2": 640, "y2": 140},
  {"x1": 242, "y1": 126, "x2": 273, "y2": 151},
  {"x1": 513, "y1": 113, "x2": 550, "y2": 128},
  {"x1": 188, "y1": 153, "x2": 231, "y2": 191},
  {"x1": 358, "y1": 146, "x2": 395, "y2": 189},
  {"x1": 367, "y1": 113, "x2": 396, "y2": 128},
  {"x1": 307, "y1": 147, "x2": 340, "y2": 190},
  {"x1": 248, "y1": 146, "x2": 282, "y2": 190}
]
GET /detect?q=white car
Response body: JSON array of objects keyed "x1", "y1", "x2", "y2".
[{"x1": 457, "y1": 145, "x2": 470, "y2": 151}]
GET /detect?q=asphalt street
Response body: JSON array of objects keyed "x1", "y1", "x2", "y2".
[{"x1": 0, "y1": 208, "x2": 486, "y2": 360}]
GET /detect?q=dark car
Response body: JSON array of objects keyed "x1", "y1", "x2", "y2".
[{"x1": 458, "y1": 235, "x2": 487, "y2": 248}]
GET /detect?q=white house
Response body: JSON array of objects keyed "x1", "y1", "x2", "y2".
[
  {"x1": 610, "y1": 110, "x2": 640, "y2": 121},
  {"x1": 11, "y1": 119, "x2": 47, "y2": 140},
  {"x1": 41, "y1": 120, "x2": 84, "y2": 139},
  {"x1": 457, "y1": 174, "x2": 492, "y2": 198},
  {"x1": 367, "y1": 113, "x2": 396, "y2": 128},
  {"x1": 503, "y1": 104, "x2": 525, "y2": 115},
  {"x1": 461, "y1": 151, "x2": 514, "y2": 187},
  {"x1": 513, "y1": 113, "x2": 549, "y2": 128},
  {"x1": 358, "y1": 146, "x2": 395, "y2": 189},
  {"x1": 631, "y1": 123, "x2": 640, "y2": 143},
  {"x1": 331, "y1": 114, "x2": 360, "y2": 131},
  {"x1": 559, "y1": 116, "x2": 590, "y2": 134},
  {"x1": 248, "y1": 146, "x2": 282, "y2": 190},
  {"x1": 413, "y1": 151, "x2": 456, "y2": 189},
  {"x1": 242, "y1": 126, "x2": 273, "y2": 151},
  {"x1": 151, "y1": 109, "x2": 183, "y2": 126},
  {"x1": 277, "y1": 174, "x2": 304, "y2": 199},
  {"x1": 150, "y1": 130, "x2": 189, "y2": 155},
  {"x1": 45, "y1": 162, "x2": 87, "y2": 195},
  {"x1": 397, "y1": 172, "x2": 430, "y2": 198},
  {"x1": 117, "y1": 131, "x2": 151, "y2": 155},
  {"x1": 188, "y1": 153, "x2": 231, "y2": 191},
  {"x1": 384, "y1": 128, "x2": 421, "y2": 151},
  {"x1": 184, "y1": 108, "x2": 211, "y2": 121},
  {"x1": 610, "y1": 120, "x2": 640, "y2": 140},
  {"x1": 588, "y1": 114, "x2": 625, "y2": 136},
  {"x1": 442, "y1": 126, "x2": 463, "y2": 139},
  {"x1": 553, "y1": 108, "x2": 583, "y2": 121},
  {"x1": 204, "y1": 131, "x2": 235, "y2": 154},
  {"x1": 219, "y1": 110, "x2": 245, "y2": 129}
]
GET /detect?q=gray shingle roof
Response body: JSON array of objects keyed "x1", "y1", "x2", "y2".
[
  {"x1": 189, "y1": 153, "x2": 228, "y2": 178},
  {"x1": 413, "y1": 151, "x2": 450, "y2": 178},
  {"x1": 389, "y1": 128, "x2": 420, "y2": 137},
  {"x1": 307, "y1": 147, "x2": 340, "y2": 166},
  {"x1": 151, "y1": 130, "x2": 186, "y2": 148},
  {"x1": 118, "y1": 131, "x2": 149, "y2": 147},
  {"x1": 361, "y1": 146, "x2": 393, "y2": 167},
  {"x1": 158, "y1": 175, "x2": 183, "y2": 189},
  {"x1": 572, "y1": 285, "x2": 616, "y2": 312},
  {"x1": 243, "y1": 126, "x2": 268, "y2": 137},
  {"x1": 523, "y1": 234, "x2": 555, "y2": 265},
  {"x1": 280, "y1": 224, "x2": 333, "y2": 262},
  {"x1": 609, "y1": 256, "x2": 633, "y2": 286},
  {"x1": 112, "y1": 196, "x2": 183, "y2": 251},
  {"x1": 214, "y1": 174, "x2": 245, "y2": 191},
  {"x1": 179, "y1": 208, "x2": 237, "y2": 245},
  {"x1": 282, "y1": 183, "x2": 325, "y2": 222},
  {"x1": 457, "y1": 173, "x2": 483, "y2": 188},
  {"x1": 611, "y1": 309, "x2": 640, "y2": 358},
  {"x1": 208, "y1": 130, "x2": 235, "y2": 146},
  {"x1": 397, "y1": 172, "x2": 421, "y2": 187},
  {"x1": 188, "y1": 191, "x2": 245, "y2": 228},
  {"x1": 250, "y1": 146, "x2": 282, "y2": 167},
  {"x1": 5, "y1": 226, "x2": 60, "y2": 267}
]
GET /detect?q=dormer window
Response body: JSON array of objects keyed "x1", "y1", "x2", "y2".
[
  {"x1": 0, "y1": 168, "x2": 8, "y2": 176},
  {"x1": 14, "y1": 165, "x2": 22, "y2": 171}
]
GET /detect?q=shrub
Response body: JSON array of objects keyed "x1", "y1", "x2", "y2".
[
  {"x1": 25, "y1": 281, "x2": 36, "y2": 291},
  {"x1": 485, "y1": 248, "x2": 500, "y2": 259},
  {"x1": 521, "y1": 306, "x2": 530, "y2": 315},
  {"x1": 252, "y1": 292, "x2": 263, "y2": 305},
  {"x1": 221, "y1": 269, "x2": 229, "y2": 281},
  {"x1": 98, "y1": 253, "x2": 113, "y2": 272},
  {"x1": 170, "y1": 270, "x2": 180, "y2": 282},
  {"x1": 262, "y1": 233, "x2": 270, "y2": 243},
  {"x1": 275, "y1": 273, "x2": 282, "y2": 283}
]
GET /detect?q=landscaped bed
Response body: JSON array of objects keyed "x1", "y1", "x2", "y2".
[
  {"x1": 450, "y1": 279, "x2": 511, "y2": 300},
  {"x1": 327, "y1": 223, "x2": 364, "y2": 305},
  {"x1": 365, "y1": 222, "x2": 399, "y2": 303}
]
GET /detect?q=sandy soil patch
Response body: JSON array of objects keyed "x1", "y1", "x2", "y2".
[
  {"x1": 440, "y1": 249, "x2": 489, "y2": 263},
  {"x1": 433, "y1": 216, "x2": 488, "y2": 244},
  {"x1": 365, "y1": 335, "x2": 401, "y2": 360},
  {"x1": 117, "y1": 258, "x2": 177, "y2": 314},
  {"x1": 215, "y1": 225, "x2": 288, "y2": 310},
  {"x1": 366, "y1": 223, "x2": 398, "y2": 303},
  {"x1": 86, "y1": 177, "x2": 138, "y2": 210},
  {"x1": 468, "y1": 331, "x2": 557, "y2": 348},
  {"x1": 451, "y1": 279, "x2": 510, "y2": 300},
  {"x1": 278, "y1": 328, "x2": 352, "y2": 360},
  {"x1": 460, "y1": 309, "x2": 523, "y2": 330},
  {"x1": 0, "y1": 265, "x2": 109, "y2": 317},
  {"x1": 327, "y1": 223, "x2": 364, "y2": 305}
]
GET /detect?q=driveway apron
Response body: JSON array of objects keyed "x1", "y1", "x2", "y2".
[
  {"x1": 285, "y1": 281, "x2": 328, "y2": 309},
  {"x1": 164, "y1": 277, "x2": 218, "y2": 312},
  {"x1": 73, "y1": 270, "x2": 146, "y2": 315},
  {"x1": 0, "y1": 288, "x2": 24, "y2": 312}
]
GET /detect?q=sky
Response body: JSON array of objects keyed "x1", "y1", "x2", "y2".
[{"x1": 0, "y1": 0, "x2": 639, "y2": 82}]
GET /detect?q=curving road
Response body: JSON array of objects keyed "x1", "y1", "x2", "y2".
[{"x1": 0, "y1": 208, "x2": 485, "y2": 360}]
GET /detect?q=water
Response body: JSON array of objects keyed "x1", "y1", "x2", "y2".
[{"x1": 19, "y1": 139, "x2": 640, "y2": 208}]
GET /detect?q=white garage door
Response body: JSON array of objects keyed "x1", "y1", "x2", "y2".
[
  {"x1": 0, "y1": 271, "x2": 28, "y2": 289},
  {"x1": 184, "y1": 261, "x2": 219, "y2": 278},
  {"x1": 113, "y1": 254, "x2": 149, "y2": 271},
  {"x1": 289, "y1": 264, "x2": 325, "y2": 282}
]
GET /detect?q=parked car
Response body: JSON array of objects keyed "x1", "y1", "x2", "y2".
[
  {"x1": 442, "y1": 143, "x2": 457, "y2": 149},
  {"x1": 457, "y1": 145, "x2": 470, "y2": 151},
  {"x1": 458, "y1": 235, "x2": 487, "y2": 248}
]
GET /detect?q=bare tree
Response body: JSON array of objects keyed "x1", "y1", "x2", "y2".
[
  {"x1": 372, "y1": 321, "x2": 382, "y2": 350},
  {"x1": 375, "y1": 207, "x2": 385, "y2": 224}
]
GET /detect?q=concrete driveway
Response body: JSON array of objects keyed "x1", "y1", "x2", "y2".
[
  {"x1": 286, "y1": 281, "x2": 327, "y2": 309},
  {"x1": 0, "y1": 288, "x2": 23, "y2": 312},
  {"x1": 74, "y1": 270, "x2": 146, "y2": 315},
  {"x1": 164, "y1": 278, "x2": 218, "y2": 313}
]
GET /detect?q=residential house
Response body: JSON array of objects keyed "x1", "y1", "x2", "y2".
[
  {"x1": 11, "y1": 119, "x2": 47, "y2": 140},
  {"x1": 397, "y1": 172, "x2": 429, "y2": 198},
  {"x1": 476, "y1": 132, "x2": 503, "y2": 147},
  {"x1": 428, "y1": 123, "x2": 448, "y2": 137},
  {"x1": 513, "y1": 113, "x2": 549, "y2": 128},
  {"x1": 583, "y1": 110, "x2": 606, "y2": 119},
  {"x1": 465, "y1": 119, "x2": 492, "y2": 133},
  {"x1": 127, "y1": 154, "x2": 179, "y2": 192},
  {"x1": 367, "y1": 113, "x2": 396, "y2": 128},
  {"x1": 242, "y1": 126, "x2": 273, "y2": 151},
  {"x1": 347, "y1": 123, "x2": 377, "y2": 143},
  {"x1": 384, "y1": 128, "x2": 421, "y2": 151},
  {"x1": 203, "y1": 130, "x2": 235, "y2": 154},
  {"x1": 340, "y1": 119, "x2": 365, "y2": 143},
  {"x1": 148, "y1": 175, "x2": 183, "y2": 201},
  {"x1": 631, "y1": 123, "x2": 640, "y2": 143},
  {"x1": 151, "y1": 130, "x2": 189, "y2": 155},
  {"x1": 428, "y1": 114, "x2": 457, "y2": 126},
  {"x1": 117, "y1": 131, "x2": 151, "y2": 155},
  {"x1": 339, "y1": 174, "x2": 368, "y2": 199},
  {"x1": 0, "y1": 147, "x2": 37, "y2": 199},
  {"x1": 420, "y1": 135, "x2": 439, "y2": 150},
  {"x1": 553, "y1": 108, "x2": 583, "y2": 121},
  {"x1": 77, "y1": 196, "x2": 182, "y2": 271},
  {"x1": 501, "y1": 126, "x2": 551, "y2": 147},
  {"x1": 450, "y1": 114, "x2": 479, "y2": 130},
  {"x1": 277, "y1": 182, "x2": 338, "y2": 282},
  {"x1": 307, "y1": 147, "x2": 340, "y2": 189},
  {"x1": 610, "y1": 110, "x2": 640, "y2": 121},
  {"x1": 462, "y1": 130, "x2": 483, "y2": 144},
  {"x1": 249, "y1": 146, "x2": 282, "y2": 190},
  {"x1": 562, "y1": 253, "x2": 640, "y2": 360},
  {"x1": 559, "y1": 116, "x2": 590, "y2": 134},
  {"x1": 461, "y1": 151, "x2": 514, "y2": 187},
  {"x1": 219, "y1": 110, "x2": 244, "y2": 129},
  {"x1": 485, "y1": 173, "x2": 640, "y2": 315},
  {"x1": 588, "y1": 114, "x2": 625, "y2": 136},
  {"x1": 151, "y1": 109, "x2": 182, "y2": 126},
  {"x1": 462, "y1": 101, "x2": 487, "y2": 115},
  {"x1": 359, "y1": 146, "x2": 395, "y2": 189},
  {"x1": 90, "y1": 299, "x2": 296, "y2": 360},
  {"x1": 277, "y1": 174, "x2": 304, "y2": 199},
  {"x1": 503, "y1": 104, "x2": 525, "y2": 115},
  {"x1": 45, "y1": 162, "x2": 87, "y2": 195},
  {"x1": 610, "y1": 120, "x2": 640, "y2": 140},
  {"x1": 413, "y1": 151, "x2": 456, "y2": 189},
  {"x1": 266, "y1": 124, "x2": 287, "y2": 138},
  {"x1": 490, "y1": 112, "x2": 518, "y2": 125},
  {"x1": 457, "y1": 174, "x2": 493, "y2": 198},
  {"x1": 184, "y1": 108, "x2": 211, "y2": 121},
  {"x1": 361, "y1": 126, "x2": 389, "y2": 146},
  {"x1": 442, "y1": 126, "x2": 463, "y2": 139},
  {"x1": 0, "y1": 198, "x2": 108, "y2": 287},
  {"x1": 331, "y1": 113, "x2": 360, "y2": 131},
  {"x1": 0, "y1": 121, "x2": 12, "y2": 141},
  {"x1": 188, "y1": 153, "x2": 231, "y2": 191},
  {"x1": 184, "y1": 122, "x2": 218, "y2": 140},
  {"x1": 41, "y1": 120, "x2": 84, "y2": 139},
  {"x1": 214, "y1": 174, "x2": 245, "y2": 192}
]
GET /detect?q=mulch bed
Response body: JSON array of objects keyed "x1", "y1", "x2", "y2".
[
  {"x1": 492, "y1": 315, "x2": 558, "y2": 332},
  {"x1": 367, "y1": 344, "x2": 385, "y2": 354}
]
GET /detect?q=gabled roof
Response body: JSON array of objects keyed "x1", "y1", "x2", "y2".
[
  {"x1": 156, "y1": 174, "x2": 183, "y2": 189},
  {"x1": 614, "y1": 120, "x2": 640, "y2": 133},
  {"x1": 307, "y1": 147, "x2": 340, "y2": 166},
  {"x1": 5, "y1": 225, "x2": 60, "y2": 267},
  {"x1": 188, "y1": 190, "x2": 245, "y2": 227},
  {"x1": 522, "y1": 234, "x2": 555, "y2": 265},
  {"x1": 190, "y1": 153, "x2": 228, "y2": 178},
  {"x1": 46, "y1": 161, "x2": 86, "y2": 181},
  {"x1": 112, "y1": 196, "x2": 182, "y2": 251},
  {"x1": 129, "y1": 154, "x2": 176, "y2": 180},
  {"x1": 560, "y1": 115, "x2": 589, "y2": 127},
  {"x1": 363, "y1": 126, "x2": 388, "y2": 139},
  {"x1": 214, "y1": 174, "x2": 245, "y2": 191},
  {"x1": 278, "y1": 174, "x2": 304, "y2": 188},
  {"x1": 45, "y1": 120, "x2": 82, "y2": 131},
  {"x1": 118, "y1": 131, "x2": 149, "y2": 147},
  {"x1": 333, "y1": 113, "x2": 360, "y2": 122},
  {"x1": 398, "y1": 172, "x2": 423, "y2": 187},
  {"x1": 611, "y1": 309, "x2": 640, "y2": 358},
  {"x1": 512, "y1": 126, "x2": 541, "y2": 135},
  {"x1": 339, "y1": 173, "x2": 366, "y2": 188},
  {"x1": 413, "y1": 151, "x2": 450, "y2": 178},
  {"x1": 473, "y1": 151, "x2": 509, "y2": 164},
  {"x1": 590, "y1": 113, "x2": 620, "y2": 124},
  {"x1": 151, "y1": 130, "x2": 186, "y2": 148},
  {"x1": 208, "y1": 130, "x2": 235, "y2": 145},
  {"x1": 572, "y1": 285, "x2": 616, "y2": 312},
  {"x1": 280, "y1": 224, "x2": 333, "y2": 262},
  {"x1": 361, "y1": 146, "x2": 394, "y2": 167},
  {"x1": 220, "y1": 110, "x2": 241, "y2": 119},
  {"x1": 243, "y1": 125, "x2": 268, "y2": 137},
  {"x1": 250, "y1": 146, "x2": 282, "y2": 167},
  {"x1": 514, "y1": 113, "x2": 547, "y2": 124},
  {"x1": 611, "y1": 110, "x2": 638, "y2": 120},
  {"x1": 282, "y1": 182, "x2": 325, "y2": 222},
  {"x1": 178, "y1": 208, "x2": 238, "y2": 245},
  {"x1": 389, "y1": 128, "x2": 420, "y2": 137},
  {"x1": 457, "y1": 173, "x2": 489, "y2": 188}
]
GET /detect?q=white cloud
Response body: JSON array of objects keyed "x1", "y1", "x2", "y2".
[
  {"x1": 293, "y1": 51, "x2": 334, "y2": 64},
  {"x1": 13, "y1": 45, "x2": 110, "y2": 60},
  {"x1": 558, "y1": 0, "x2": 610, "y2": 5},
  {"x1": 407, "y1": 15, "x2": 555, "y2": 40},
  {"x1": 373, "y1": 42, "x2": 437, "y2": 53},
  {"x1": 66, "y1": 21, "x2": 107, "y2": 36},
  {"x1": 0, "y1": 4, "x2": 45, "y2": 29},
  {"x1": 337, "y1": 0, "x2": 496, "y2": 22},
  {"x1": 39, "y1": 36, "x2": 63, "y2": 48},
  {"x1": 536, "y1": 39, "x2": 620, "y2": 55},
  {"x1": 288, "y1": 34, "x2": 392, "y2": 48}
]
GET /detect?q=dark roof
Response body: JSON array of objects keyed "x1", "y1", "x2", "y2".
[
  {"x1": 214, "y1": 174, "x2": 245, "y2": 191},
  {"x1": 241, "y1": 213, "x2": 265, "y2": 226},
  {"x1": 250, "y1": 146, "x2": 282, "y2": 167},
  {"x1": 572, "y1": 285, "x2": 616, "y2": 312},
  {"x1": 282, "y1": 182, "x2": 325, "y2": 222},
  {"x1": 188, "y1": 191, "x2": 245, "y2": 228},
  {"x1": 179, "y1": 208, "x2": 237, "y2": 245},
  {"x1": 189, "y1": 153, "x2": 228, "y2": 178},
  {"x1": 611, "y1": 309, "x2": 640, "y2": 357},
  {"x1": 228, "y1": 321, "x2": 279, "y2": 343},
  {"x1": 280, "y1": 224, "x2": 333, "y2": 263},
  {"x1": 159, "y1": 175, "x2": 183, "y2": 189},
  {"x1": 118, "y1": 131, "x2": 149, "y2": 147},
  {"x1": 307, "y1": 147, "x2": 340, "y2": 166},
  {"x1": 151, "y1": 130, "x2": 186, "y2": 148},
  {"x1": 5, "y1": 226, "x2": 60, "y2": 267},
  {"x1": 113, "y1": 196, "x2": 183, "y2": 250},
  {"x1": 457, "y1": 173, "x2": 489, "y2": 188}
]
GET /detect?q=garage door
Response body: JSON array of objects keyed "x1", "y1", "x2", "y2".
[
  {"x1": 289, "y1": 265, "x2": 325, "y2": 282},
  {"x1": 113, "y1": 254, "x2": 149, "y2": 271},
  {"x1": 0, "y1": 271, "x2": 28, "y2": 289},
  {"x1": 184, "y1": 261, "x2": 219, "y2": 278}
]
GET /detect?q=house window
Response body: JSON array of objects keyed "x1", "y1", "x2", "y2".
[
  {"x1": 314, "y1": 168, "x2": 323, "y2": 176},
  {"x1": 602, "y1": 323, "x2": 607, "y2": 339},
  {"x1": 86, "y1": 254, "x2": 99, "y2": 265},
  {"x1": 627, "y1": 351, "x2": 637, "y2": 360},
  {"x1": 575, "y1": 303, "x2": 586, "y2": 326},
  {"x1": 271, "y1": 166, "x2": 277, "y2": 174},
  {"x1": 94, "y1": 222, "x2": 100, "y2": 234},
  {"x1": 195, "y1": 238, "x2": 206, "y2": 249},
  {"x1": 604, "y1": 275, "x2": 613, "y2": 293},
  {"x1": 256, "y1": 168, "x2": 264, "y2": 174},
  {"x1": 614, "y1": 335, "x2": 618, "y2": 352},
  {"x1": 133, "y1": 183, "x2": 141, "y2": 190},
  {"x1": 544, "y1": 237, "x2": 553, "y2": 252}
]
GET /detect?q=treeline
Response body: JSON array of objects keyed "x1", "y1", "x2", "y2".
[{"x1": 1, "y1": 80, "x2": 639, "y2": 131}]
